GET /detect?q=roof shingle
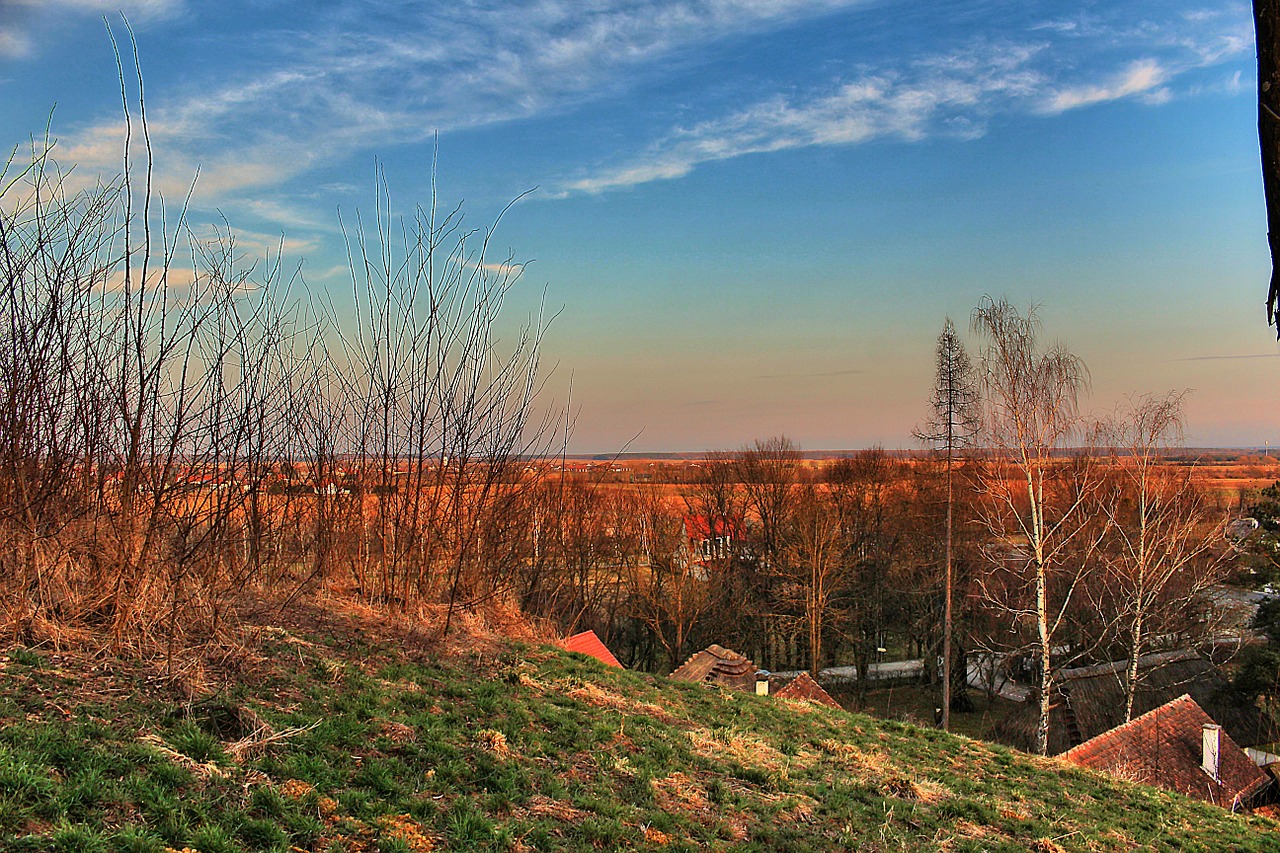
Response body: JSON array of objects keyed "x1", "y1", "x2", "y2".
[{"x1": 1062, "y1": 694, "x2": 1270, "y2": 810}]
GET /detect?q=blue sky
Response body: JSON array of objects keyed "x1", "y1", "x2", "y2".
[{"x1": 1, "y1": 0, "x2": 1275, "y2": 452}]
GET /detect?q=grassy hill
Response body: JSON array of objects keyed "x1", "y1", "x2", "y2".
[{"x1": 0, "y1": 601, "x2": 1276, "y2": 852}]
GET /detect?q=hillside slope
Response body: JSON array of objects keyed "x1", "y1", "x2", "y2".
[{"x1": 0, "y1": 603, "x2": 1275, "y2": 852}]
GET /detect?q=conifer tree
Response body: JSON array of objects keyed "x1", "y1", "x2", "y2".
[{"x1": 915, "y1": 318, "x2": 980, "y2": 730}]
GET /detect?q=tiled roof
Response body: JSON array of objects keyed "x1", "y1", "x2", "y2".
[
  {"x1": 993, "y1": 650, "x2": 1278, "y2": 754},
  {"x1": 671, "y1": 645, "x2": 757, "y2": 692},
  {"x1": 773, "y1": 672, "x2": 842, "y2": 709},
  {"x1": 1063, "y1": 694, "x2": 1270, "y2": 810},
  {"x1": 683, "y1": 515, "x2": 738, "y2": 540},
  {"x1": 560, "y1": 630, "x2": 623, "y2": 668}
]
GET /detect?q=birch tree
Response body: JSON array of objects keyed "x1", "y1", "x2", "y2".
[
  {"x1": 1095, "y1": 393, "x2": 1229, "y2": 722},
  {"x1": 970, "y1": 296, "x2": 1096, "y2": 755}
]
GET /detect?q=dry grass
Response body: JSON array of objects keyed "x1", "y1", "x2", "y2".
[
  {"x1": 475, "y1": 728, "x2": 512, "y2": 758},
  {"x1": 559, "y1": 678, "x2": 680, "y2": 724},
  {"x1": 225, "y1": 718, "x2": 320, "y2": 762},
  {"x1": 139, "y1": 733, "x2": 228, "y2": 780},
  {"x1": 651, "y1": 771, "x2": 713, "y2": 814},
  {"x1": 686, "y1": 725, "x2": 786, "y2": 771},
  {"x1": 379, "y1": 813, "x2": 440, "y2": 852},
  {"x1": 520, "y1": 794, "x2": 589, "y2": 822}
]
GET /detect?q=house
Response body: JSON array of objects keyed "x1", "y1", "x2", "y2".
[
  {"x1": 992, "y1": 650, "x2": 1278, "y2": 755},
  {"x1": 1063, "y1": 695, "x2": 1272, "y2": 810},
  {"x1": 671, "y1": 645, "x2": 757, "y2": 692},
  {"x1": 683, "y1": 515, "x2": 739, "y2": 564},
  {"x1": 559, "y1": 630, "x2": 623, "y2": 669},
  {"x1": 771, "y1": 671, "x2": 842, "y2": 709}
]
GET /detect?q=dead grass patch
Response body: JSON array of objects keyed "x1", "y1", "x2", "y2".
[
  {"x1": 687, "y1": 726, "x2": 785, "y2": 771},
  {"x1": 226, "y1": 717, "x2": 320, "y2": 762},
  {"x1": 651, "y1": 771, "x2": 713, "y2": 815},
  {"x1": 379, "y1": 720, "x2": 417, "y2": 743},
  {"x1": 139, "y1": 733, "x2": 228, "y2": 780},
  {"x1": 475, "y1": 728, "x2": 511, "y2": 757},
  {"x1": 819, "y1": 739, "x2": 891, "y2": 775},
  {"x1": 521, "y1": 794, "x2": 589, "y2": 822},
  {"x1": 278, "y1": 778, "x2": 314, "y2": 800},
  {"x1": 558, "y1": 678, "x2": 679, "y2": 724},
  {"x1": 880, "y1": 772, "x2": 948, "y2": 804},
  {"x1": 379, "y1": 813, "x2": 440, "y2": 852},
  {"x1": 642, "y1": 825, "x2": 672, "y2": 845},
  {"x1": 940, "y1": 819, "x2": 1007, "y2": 847}
]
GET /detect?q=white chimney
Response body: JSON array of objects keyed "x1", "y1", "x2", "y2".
[
  {"x1": 1202, "y1": 723, "x2": 1221, "y2": 782},
  {"x1": 756, "y1": 677, "x2": 769, "y2": 696}
]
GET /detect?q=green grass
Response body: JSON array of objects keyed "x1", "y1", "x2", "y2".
[{"x1": 0, "y1": 618, "x2": 1276, "y2": 852}]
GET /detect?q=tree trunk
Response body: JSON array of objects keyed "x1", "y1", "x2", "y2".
[
  {"x1": 1036, "y1": 559, "x2": 1052, "y2": 757},
  {"x1": 942, "y1": 453, "x2": 953, "y2": 730},
  {"x1": 1255, "y1": 0, "x2": 1280, "y2": 331}
]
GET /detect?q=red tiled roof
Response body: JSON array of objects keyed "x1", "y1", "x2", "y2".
[
  {"x1": 1063, "y1": 694, "x2": 1270, "y2": 810},
  {"x1": 773, "y1": 672, "x2": 842, "y2": 709},
  {"x1": 683, "y1": 515, "x2": 738, "y2": 540},
  {"x1": 560, "y1": 631, "x2": 622, "y2": 668}
]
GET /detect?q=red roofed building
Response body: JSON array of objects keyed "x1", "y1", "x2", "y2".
[
  {"x1": 683, "y1": 515, "x2": 739, "y2": 564},
  {"x1": 773, "y1": 672, "x2": 842, "y2": 709},
  {"x1": 1062, "y1": 694, "x2": 1272, "y2": 811},
  {"x1": 560, "y1": 630, "x2": 623, "y2": 668}
]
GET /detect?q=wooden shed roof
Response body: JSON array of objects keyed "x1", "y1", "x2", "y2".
[{"x1": 671, "y1": 645, "x2": 757, "y2": 692}]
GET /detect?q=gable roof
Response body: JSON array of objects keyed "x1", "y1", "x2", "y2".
[
  {"x1": 1063, "y1": 694, "x2": 1270, "y2": 810},
  {"x1": 773, "y1": 672, "x2": 842, "y2": 709},
  {"x1": 683, "y1": 515, "x2": 737, "y2": 540},
  {"x1": 670, "y1": 645, "x2": 757, "y2": 692},
  {"x1": 993, "y1": 650, "x2": 1278, "y2": 755},
  {"x1": 560, "y1": 630, "x2": 622, "y2": 668}
]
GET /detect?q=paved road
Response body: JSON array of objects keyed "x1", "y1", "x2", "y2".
[
  {"x1": 775, "y1": 654, "x2": 1034, "y2": 702},
  {"x1": 770, "y1": 658, "x2": 924, "y2": 684}
]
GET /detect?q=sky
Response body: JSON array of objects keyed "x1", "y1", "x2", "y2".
[{"x1": 1, "y1": 0, "x2": 1276, "y2": 453}]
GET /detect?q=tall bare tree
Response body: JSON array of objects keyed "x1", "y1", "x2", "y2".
[
  {"x1": 970, "y1": 297, "x2": 1096, "y2": 755},
  {"x1": 827, "y1": 448, "x2": 907, "y2": 702},
  {"x1": 778, "y1": 483, "x2": 845, "y2": 678},
  {"x1": 1094, "y1": 393, "x2": 1229, "y2": 722},
  {"x1": 915, "y1": 317, "x2": 980, "y2": 730}
]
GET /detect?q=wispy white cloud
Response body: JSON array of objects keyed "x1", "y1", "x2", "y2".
[
  {"x1": 0, "y1": 30, "x2": 31, "y2": 59},
  {"x1": 40, "y1": 0, "x2": 181, "y2": 17},
  {"x1": 5, "y1": 0, "x2": 182, "y2": 22},
  {"x1": 1044, "y1": 59, "x2": 1170, "y2": 113},
  {"x1": 559, "y1": 41, "x2": 1049, "y2": 195},
  {"x1": 554, "y1": 6, "x2": 1252, "y2": 195},
  {"x1": 24, "y1": 0, "x2": 1257, "y2": 208},
  {"x1": 40, "y1": 0, "x2": 871, "y2": 205},
  {"x1": 0, "y1": 0, "x2": 182, "y2": 58}
]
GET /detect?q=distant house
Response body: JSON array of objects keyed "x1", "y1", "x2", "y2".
[
  {"x1": 1063, "y1": 695, "x2": 1272, "y2": 811},
  {"x1": 683, "y1": 515, "x2": 739, "y2": 565},
  {"x1": 559, "y1": 631, "x2": 622, "y2": 668},
  {"x1": 993, "y1": 650, "x2": 1278, "y2": 756},
  {"x1": 771, "y1": 672, "x2": 842, "y2": 709},
  {"x1": 671, "y1": 645, "x2": 757, "y2": 692}
]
